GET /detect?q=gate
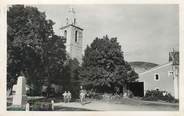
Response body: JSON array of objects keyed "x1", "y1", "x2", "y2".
[{"x1": 127, "y1": 82, "x2": 144, "y2": 97}]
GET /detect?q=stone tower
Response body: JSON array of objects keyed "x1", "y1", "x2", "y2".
[{"x1": 60, "y1": 8, "x2": 83, "y2": 64}]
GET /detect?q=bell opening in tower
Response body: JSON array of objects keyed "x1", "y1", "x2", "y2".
[
  {"x1": 75, "y1": 30, "x2": 78, "y2": 42},
  {"x1": 64, "y1": 30, "x2": 67, "y2": 39}
]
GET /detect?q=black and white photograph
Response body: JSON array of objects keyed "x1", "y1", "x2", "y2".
[{"x1": 2, "y1": 2, "x2": 182, "y2": 112}]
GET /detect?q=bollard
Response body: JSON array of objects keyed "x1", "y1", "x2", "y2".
[
  {"x1": 51, "y1": 100, "x2": 54, "y2": 111},
  {"x1": 25, "y1": 103, "x2": 30, "y2": 111}
]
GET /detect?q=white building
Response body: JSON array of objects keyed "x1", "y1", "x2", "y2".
[{"x1": 138, "y1": 51, "x2": 179, "y2": 99}]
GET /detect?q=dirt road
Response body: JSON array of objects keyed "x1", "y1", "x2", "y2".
[{"x1": 54, "y1": 99, "x2": 178, "y2": 111}]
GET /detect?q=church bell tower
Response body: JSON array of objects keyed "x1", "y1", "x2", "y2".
[{"x1": 60, "y1": 8, "x2": 83, "y2": 64}]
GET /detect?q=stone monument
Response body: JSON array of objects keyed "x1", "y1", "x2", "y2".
[{"x1": 12, "y1": 76, "x2": 27, "y2": 106}]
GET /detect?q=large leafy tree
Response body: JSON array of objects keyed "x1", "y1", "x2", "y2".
[
  {"x1": 61, "y1": 58, "x2": 80, "y2": 98},
  {"x1": 79, "y1": 36, "x2": 138, "y2": 93},
  {"x1": 7, "y1": 5, "x2": 66, "y2": 95},
  {"x1": 43, "y1": 35, "x2": 66, "y2": 85}
]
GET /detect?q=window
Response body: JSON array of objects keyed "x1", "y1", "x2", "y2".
[
  {"x1": 155, "y1": 87, "x2": 159, "y2": 91},
  {"x1": 75, "y1": 31, "x2": 78, "y2": 42},
  {"x1": 64, "y1": 30, "x2": 67, "y2": 39},
  {"x1": 154, "y1": 73, "x2": 160, "y2": 81}
]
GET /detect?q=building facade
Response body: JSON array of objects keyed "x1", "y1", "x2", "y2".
[
  {"x1": 138, "y1": 51, "x2": 179, "y2": 99},
  {"x1": 60, "y1": 8, "x2": 83, "y2": 64}
]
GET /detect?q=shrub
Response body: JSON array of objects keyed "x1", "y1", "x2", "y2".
[
  {"x1": 102, "y1": 93, "x2": 112, "y2": 101},
  {"x1": 86, "y1": 92, "x2": 103, "y2": 100},
  {"x1": 93, "y1": 93, "x2": 103, "y2": 100},
  {"x1": 7, "y1": 106, "x2": 25, "y2": 111},
  {"x1": 110, "y1": 94, "x2": 121, "y2": 100},
  {"x1": 143, "y1": 90, "x2": 177, "y2": 103},
  {"x1": 29, "y1": 102, "x2": 52, "y2": 111},
  {"x1": 127, "y1": 90, "x2": 134, "y2": 98}
]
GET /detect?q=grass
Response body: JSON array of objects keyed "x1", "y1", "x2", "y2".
[
  {"x1": 7, "y1": 106, "x2": 25, "y2": 111},
  {"x1": 54, "y1": 106, "x2": 95, "y2": 111}
]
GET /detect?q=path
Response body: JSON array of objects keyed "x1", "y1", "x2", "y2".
[{"x1": 54, "y1": 99, "x2": 178, "y2": 111}]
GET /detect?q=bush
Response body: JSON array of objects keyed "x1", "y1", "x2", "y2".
[
  {"x1": 86, "y1": 92, "x2": 103, "y2": 100},
  {"x1": 143, "y1": 90, "x2": 177, "y2": 103},
  {"x1": 7, "y1": 106, "x2": 25, "y2": 111},
  {"x1": 92, "y1": 93, "x2": 103, "y2": 100},
  {"x1": 27, "y1": 87, "x2": 42, "y2": 96},
  {"x1": 110, "y1": 94, "x2": 121, "y2": 100},
  {"x1": 102, "y1": 93, "x2": 112, "y2": 101},
  {"x1": 30, "y1": 102, "x2": 52, "y2": 111},
  {"x1": 127, "y1": 90, "x2": 134, "y2": 98}
]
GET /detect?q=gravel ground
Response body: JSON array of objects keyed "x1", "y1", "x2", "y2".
[{"x1": 54, "y1": 98, "x2": 179, "y2": 111}]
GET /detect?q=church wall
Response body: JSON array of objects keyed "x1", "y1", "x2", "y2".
[
  {"x1": 173, "y1": 65, "x2": 179, "y2": 99},
  {"x1": 69, "y1": 26, "x2": 83, "y2": 63},
  {"x1": 65, "y1": 27, "x2": 72, "y2": 53},
  {"x1": 61, "y1": 25, "x2": 83, "y2": 64}
]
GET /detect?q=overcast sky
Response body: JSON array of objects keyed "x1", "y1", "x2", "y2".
[{"x1": 35, "y1": 4, "x2": 179, "y2": 65}]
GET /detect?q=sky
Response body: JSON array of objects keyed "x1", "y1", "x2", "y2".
[{"x1": 35, "y1": 4, "x2": 179, "y2": 65}]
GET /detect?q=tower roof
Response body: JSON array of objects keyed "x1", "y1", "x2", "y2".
[
  {"x1": 65, "y1": 7, "x2": 78, "y2": 26},
  {"x1": 60, "y1": 24, "x2": 84, "y2": 31}
]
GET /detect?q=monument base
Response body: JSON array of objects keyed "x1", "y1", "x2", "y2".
[{"x1": 12, "y1": 95, "x2": 27, "y2": 106}]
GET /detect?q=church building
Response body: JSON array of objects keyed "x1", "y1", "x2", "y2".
[{"x1": 60, "y1": 8, "x2": 83, "y2": 64}]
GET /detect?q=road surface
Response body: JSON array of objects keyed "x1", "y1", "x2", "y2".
[{"x1": 54, "y1": 99, "x2": 178, "y2": 111}]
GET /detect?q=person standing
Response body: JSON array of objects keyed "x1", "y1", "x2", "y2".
[
  {"x1": 62, "y1": 91, "x2": 67, "y2": 103},
  {"x1": 80, "y1": 89, "x2": 86, "y2": 105},
  {"x1": 67, "y1": 91, "x2": 72, "y2": 103}
]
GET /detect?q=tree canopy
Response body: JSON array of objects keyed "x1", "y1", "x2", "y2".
[
  {"x1": 61, "y1": 58, "x2": 80, "y2": 97},
  {"x1": 7, "y1": 5, "x2": 138, "y2": 96},
  {"x1": 7, "y1": 5, "x2": 66, "y2": 95},
  {"x1": 79, "y1": 36, "x2": 138, "y2": 93}
]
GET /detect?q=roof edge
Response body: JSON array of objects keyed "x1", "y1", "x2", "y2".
[
  {"x1": 139, "y1": 62, "x2": 173, "y2": 75},
  {"x1": 60, "y1": 24, "x2": 84, "y2": 30}
]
